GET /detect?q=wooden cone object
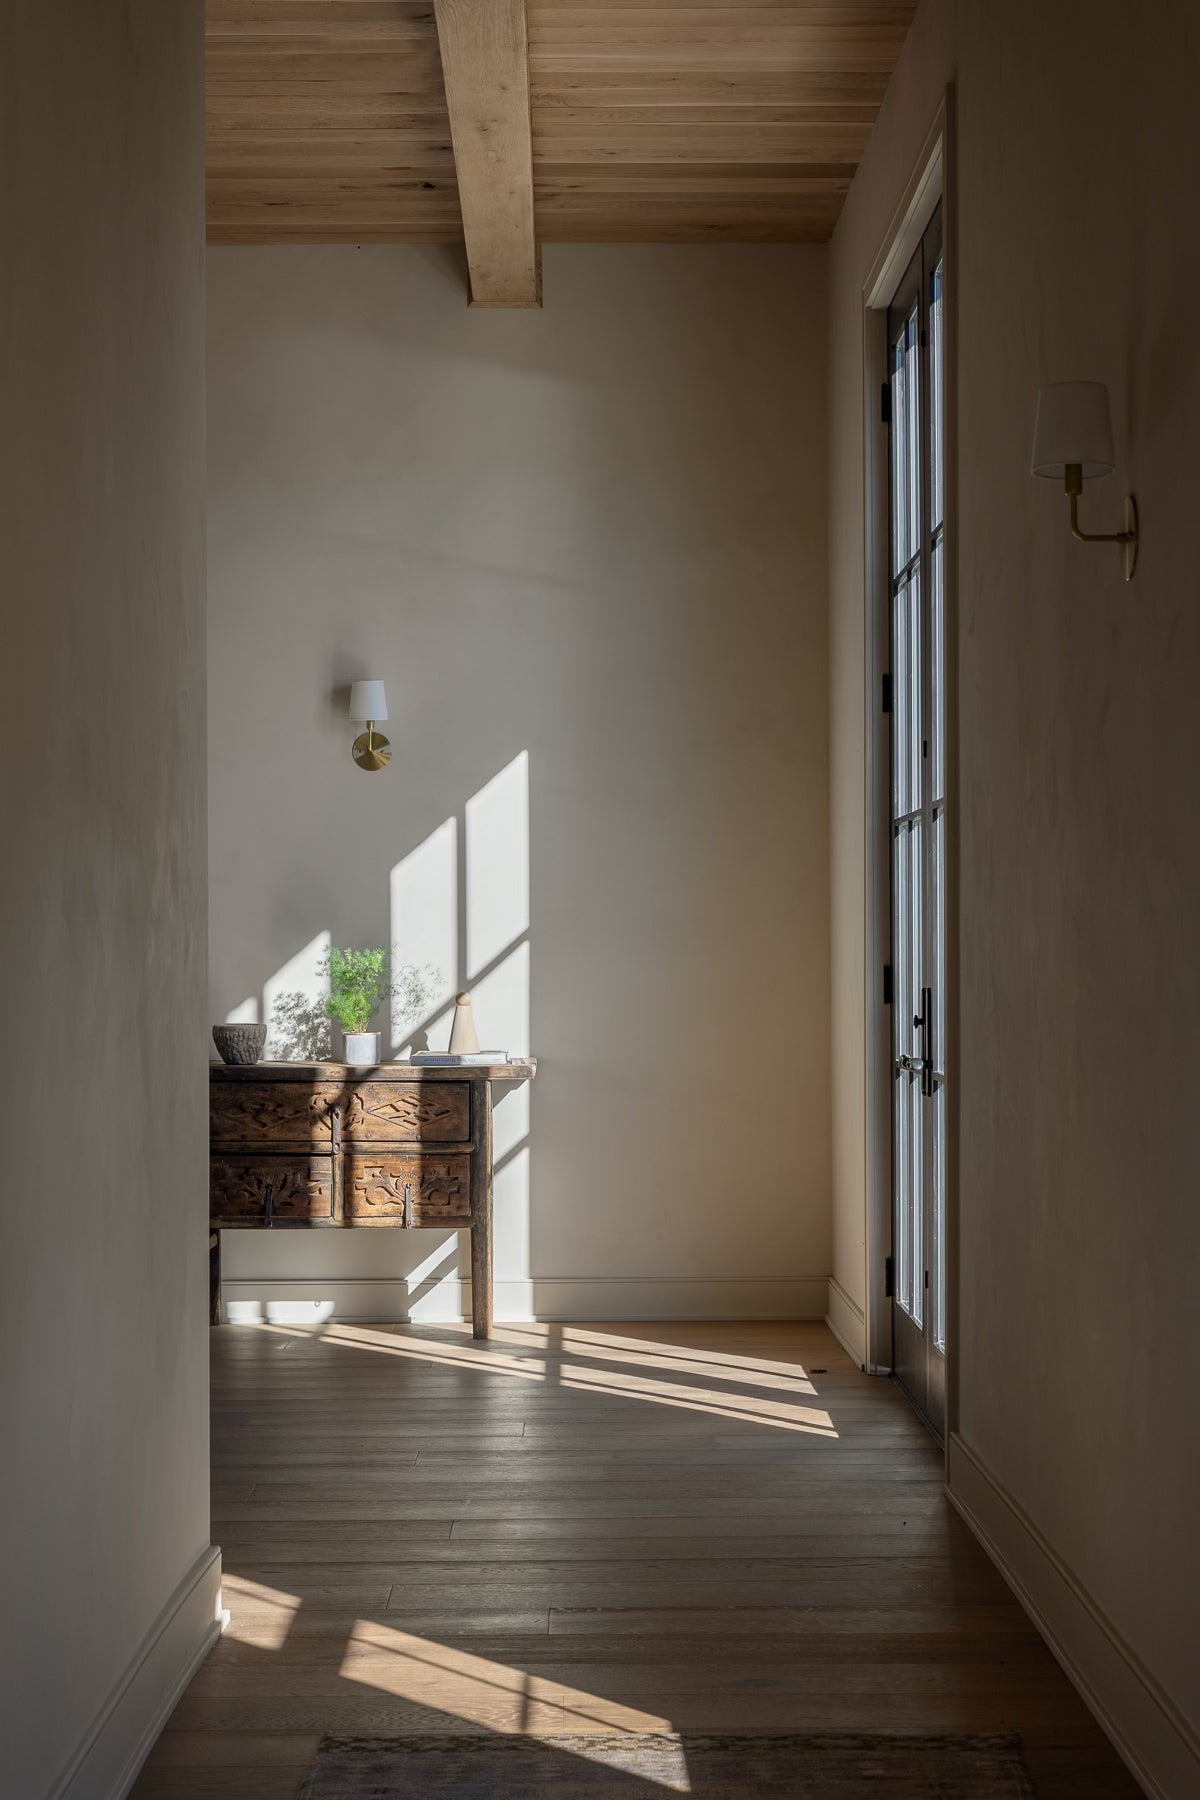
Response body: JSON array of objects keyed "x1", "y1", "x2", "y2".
[{"x1": 448, "y1": 992, "x2": 480, "y2": 1055}]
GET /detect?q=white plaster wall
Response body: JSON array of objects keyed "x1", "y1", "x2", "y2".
[
  {"x1": 828, "y1": 0, "x2": 1200, "y2": 1782},
  {"x1": 0, "y1": 5, "x2": 211, "y2": 1795},
  {"x1": 207, "y1": 244, "x2": 830, "y2": 1323}
]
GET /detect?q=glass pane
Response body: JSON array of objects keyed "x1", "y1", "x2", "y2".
[
  {"x1": 930, "y1": 258, "x2": 944, "y2": 530},
  {"x1": 933, "y1": 804, "x2": 945, "y2": 1077},
  {"x1": 893, "y1": 576, "x2": 908, "y2": 819},
  {"x1": 908, "y1": 814, "x2": 922, "y2": 1072},
  {"x1": 893, "y1": 826, "x2": 910, "y2": 1058},
  {"x1": 933, "y1": 1080, "x2": 946, "y2": 1351},
  {"x1": 895, "y1": 1058, "x2": 910, "y2": 1310},
  {"x1": 931, "y1": 797, "x2": 946, "y2": 1351},
  {"x1": 890, "y1": 341, "x2": 908, "y2": 577},
  {"x1": 907, "y1": 1066, "x2": 923, "y2": 1326},
  {"x1": 907, "y1": 571, "x2": 922, "y2": 814},
  {"x1": 892, "y1": 571, "x2": 922, "y2": 824},
  {"x1": 892, "y1": 813, "x2": 923, "y2": 1329},
  {"x1": 931, "y1": 536, "x2": 943, "y2": 803},
  {"x1": 906, "y1": 310, "x2": 920, "y2": 559},
  {"x1": 893, "y1": 809, "x2": 922, "y2": 1328}
]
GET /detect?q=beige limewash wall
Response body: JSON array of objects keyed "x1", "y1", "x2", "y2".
[
  {"x1": 0, "y1": 5, "x2": 215, "y2": 1796},
  {"x1": 207, "y1": 245, "x2": 831, "y2": 1324},
  {"x1": 828, "y1": 2, "x2": 1200, "y2": 1791}
]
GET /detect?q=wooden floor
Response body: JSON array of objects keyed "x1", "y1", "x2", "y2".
[{"x1": 135, "y1": 1320, "x2": 1141, "y2": 1798}]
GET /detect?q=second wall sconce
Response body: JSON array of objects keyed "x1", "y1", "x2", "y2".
[
  {"x1": 1031, "y1": 380, "x2": 1138, "y2": 580},
  {"x1": 349, "y1": 678, "x2": 391, "y2": 771}
]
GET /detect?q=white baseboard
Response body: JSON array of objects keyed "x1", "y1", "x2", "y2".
[
  {"x1": 222, "y1": 1274, "x2": 830, "y2": 1324},
  {"x1": 51, "y1": 1544, "x2": 225, "y2": 1800},
  {"x1": 948, "y1": 1433, "x2": 1199, "y2": 1800},
  {"x1": 824, "y1": 1276, "x2": 867, "y2": 1367}
]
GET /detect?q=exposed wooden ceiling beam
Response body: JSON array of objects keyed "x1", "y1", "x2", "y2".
[
  {"x1": 433, "y1": 0, "x2": 540, "y2": 308},
  {"x1": 204, "y1": 4, "x2": 918, "y2": 251}
]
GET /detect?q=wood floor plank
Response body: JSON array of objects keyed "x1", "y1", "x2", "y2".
[
  {"x1": 215, "y1": 1528, "x2": 977, "y2": 1563},
  {"x1": 134, "y1": 1321, "x2": 1142, "y2": 1799}
]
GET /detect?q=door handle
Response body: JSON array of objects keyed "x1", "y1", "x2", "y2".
[{"x1": 913, "y1": 987, "x2": 933, "y2": 1097}]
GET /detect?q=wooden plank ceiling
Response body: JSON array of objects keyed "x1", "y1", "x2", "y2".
[{"x1": 206, "y1": 1, "x2": 916, "y2": 248}]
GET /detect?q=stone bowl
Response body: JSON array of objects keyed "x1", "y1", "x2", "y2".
[{"x1": 212, "y1": 1023, "x2": 268, "y2": 1065}]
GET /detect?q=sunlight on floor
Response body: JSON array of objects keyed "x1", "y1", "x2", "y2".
[
  {"x1": 248, "y1": 1320, "x2": 839, "y2": 1436},
  {"x1": 220, "y1": 1573, "x2": 301, "y2": 1649},
  {"x1": 505, "y1": 1324, "x2": 824, "y2": 1385},
  {"x1": 337, "y1": 1619, "x2": 676, "y2": 1740}
]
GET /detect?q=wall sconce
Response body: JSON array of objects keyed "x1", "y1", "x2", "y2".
[
  {"x1": 1031, "y1": 381, "x2": 1138, "y2": 580},
  {"x1": 349, "y1": 678, "x2": 391, "y2": 771}
]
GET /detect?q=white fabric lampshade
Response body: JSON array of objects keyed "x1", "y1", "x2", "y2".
[
  {"x1": 349, "y1": 679, "x2": 388, "y2": 722},
  {"x1": 1031, "y1": 381, "x2": 1116, "y2": 481}
]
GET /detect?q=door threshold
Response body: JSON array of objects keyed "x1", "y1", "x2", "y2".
[{"x1": 890, "y1": 1371, "x2": 944, "y2": 1448}]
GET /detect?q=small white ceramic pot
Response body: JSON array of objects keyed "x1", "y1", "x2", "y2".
[{"x1": 344, "y1": 1031, "x2": 381, "y2": 1066}]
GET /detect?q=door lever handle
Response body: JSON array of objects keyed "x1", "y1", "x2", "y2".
[{"x1": 915, "y1": 987, "x2": 933, "y2": 1097}]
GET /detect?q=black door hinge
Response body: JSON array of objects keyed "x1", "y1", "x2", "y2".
[
  {"x1": 881, "y1": 381, "x2": 891, "y2": 425},
  {"x1": 884, "y1": 1254, "x2": 895, "y2": 1299},
  {"x1": 883, "y1": 963, "x2": 893, "y2": 1006},
  {"x1": 882, "y1": 671, "x2": 892, "y2": 714}
]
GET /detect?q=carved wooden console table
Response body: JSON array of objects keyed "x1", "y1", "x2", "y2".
[{"x1": 209, "y1": 1061, "x2": 536, "y2": 1339}]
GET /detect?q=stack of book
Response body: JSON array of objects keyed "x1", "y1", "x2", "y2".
[{"x1": 410, "y1": 1050, "x2": 511, "y2": 1067}]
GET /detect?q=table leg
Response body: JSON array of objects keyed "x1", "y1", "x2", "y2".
[{"x1": 470, "y1": 1079, "x2": 493, "y2": 1340}]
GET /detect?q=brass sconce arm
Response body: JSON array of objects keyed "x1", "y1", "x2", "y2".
[{"x1": 1063, "y1": 463, "x2": 1139, "y2": 579}]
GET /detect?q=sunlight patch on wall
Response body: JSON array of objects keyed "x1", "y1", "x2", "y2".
[
  {"x1": 263, "y1": 929, "x2": 331, "y2": 1059},
  {"x1": 472, "y1": 939, "x2": 530, "y2": 1301},
  {"x1": 493, "y1": 1145, "x2": 531, "y2": 1316},
  {"x1": 473, "y1": 939, "x2": 531, "y2": 1152},
  {"x1": 467, "y1": 751, "x2": 529, "y2": 980},
  {"x1": 390, "y1": 816, "x2": 456, "y2": 1052},
  {"x1": 224, "y1": 995, "x2": 259, "y2": 1024},
  {"x1": 226, "y1": 1298, "x2": 336, "y2": 1325},
  {"x1": 405, "y1": 1234, "x2": 468, "y2": 1322}
]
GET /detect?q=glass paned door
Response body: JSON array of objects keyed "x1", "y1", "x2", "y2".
[{"x1": 887, "y1": 206, "x2": 946, "y2": 1437}]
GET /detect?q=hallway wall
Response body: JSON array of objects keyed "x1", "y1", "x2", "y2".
[
  {"x1": 0, "y1": 6, "x2": 215, "y2": 1796},
  {"x1": 828, "y1": 2, "x2": 1200, "y2": 1793},
  {"x1": 206, "y1": 244, "x2": 831, "y2": 1324}
]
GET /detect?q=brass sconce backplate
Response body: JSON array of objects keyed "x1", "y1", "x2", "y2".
[
  {"x1": 352, "y1": 726, "x2": 392, "y2": 772},
  {"x1": 1121, "y1": 494, "x2": 1139, "y2": 581}
]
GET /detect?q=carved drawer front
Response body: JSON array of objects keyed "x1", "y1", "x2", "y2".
[
  {"x1": 346, "y1": 1155, "x2": 472, "y2": 1226},
  {"x1": 210, "y1": 1156, "x2": 335, "y2": 1223},
  {"x1": 210, "y1": 1083, "x2": 339, "y2": 1147},
  {"x1": 341, "y1": 1082, "x2": 469, "y2": 1144}
]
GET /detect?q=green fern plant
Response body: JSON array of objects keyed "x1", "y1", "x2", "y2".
[{"x1": 321, "y1": 947, "x2": 393, "y2": 1036}]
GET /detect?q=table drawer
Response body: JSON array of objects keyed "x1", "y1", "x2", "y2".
[
  {"x1": 341, "y1": 1082, "x2": 469, "y2": 1145},
  {"x1": 211, "y1": 1155, "x2": 335, "y2": 1223},
  {"x1": 211, "y1": 1082, "x2": 339, "y2": 1147},
  {"x1": 346, "y1": 1154, "x2": 471, "y2": 1226}
]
